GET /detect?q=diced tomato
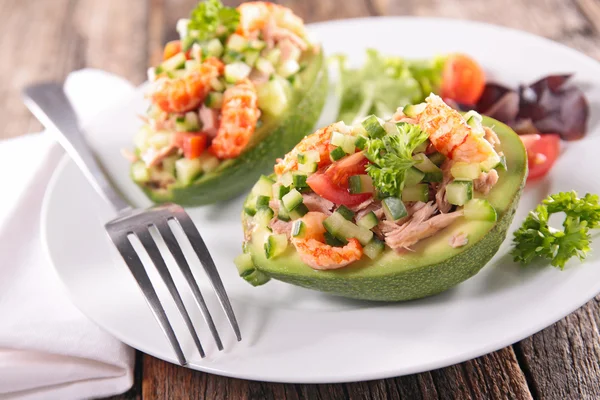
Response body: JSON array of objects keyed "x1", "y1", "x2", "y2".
[
  {"x1": 163, "y1": 40, "x2": 182, "y2": 61},
  {"x1": 325, "y1": 152, "x2": 368, "y2": 187},
  {"x1": 307, "y1": 173, "x2": 372, "y2": 207},
  {"x1": 521, "y1": 134, "x2": 560, "y2": 181},
  {"x1": 441, "y1": 54, "x2": 486, "y2": 105},
  {"x1": 175, "y1": 132, "x2": 208, "y2": 159}
]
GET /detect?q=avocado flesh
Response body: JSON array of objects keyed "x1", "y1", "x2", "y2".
[
  {"x1": 242, "y1": 117, "x2": 527, "y2": 301},
  {"x1": 138, "y1": 50, "x2": 328, "y2": 206}
]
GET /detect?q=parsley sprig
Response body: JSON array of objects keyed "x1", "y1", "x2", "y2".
[
  {"x1": 512, "y1": 191, "x2": 600, "y2": 269},
  {"x1": 187, "y1": 0, "x2": 239, "y2": 42}
]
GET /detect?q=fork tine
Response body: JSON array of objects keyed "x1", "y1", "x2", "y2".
[
  {"x1": 174, "y1": 213, "x2": 242, "y2": 342},
  {"x1": 155, "y1": 220, "x2": 224, "y2": 351},
  {"x1": 135, "y1": 228, "x2": 206, "y2": 359},
  {"x1": 109, "y1": 234, "x2": 187, "y2": 365}
]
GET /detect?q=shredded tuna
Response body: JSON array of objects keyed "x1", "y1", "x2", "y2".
[
  {"x1": 270, "y1": 218, "x2": 293, "y2": 237},
  {"x1": 303, "y1": 193, "x2": 335, "y2": 215},
  {"x1": 263, "y1": 18, "x2": 307, "y2": 50},
  {"x1": 142, "y1": 144, "x2": 177, "y2": 167},
  {"x1": 249, "y1": 68, "x2": 271, "y2": 85},
  {"x1": 269, "y1": 199, "x2": 280, "y2": 215},
  {"x1": 356, "y1": 201, "x2": 383, "y2": 221},
  {"x1": 449, "y1": 232, "x2": 469, "y2": 248},
  {"x1": 121, "y1": 148, "x2": 138, "y2": 163},
  {"x1": 199, "y1": 105, "x2": 220, "y2": 138},
  {"x1": 350, "y1": 198, "x2": 374, "y2": 212},
  {"x1": 484, "y1": 126, "x2": 501, "y2": 149},
  {"x1": 435, "y1": 159, "x2": 453, "y2": 213},
  {"x1": 474, "y1": 169, "x2": 499, "y2": 195},
  {"x1": 382, "y1": 201, "x2": 463, "y2": 251}
]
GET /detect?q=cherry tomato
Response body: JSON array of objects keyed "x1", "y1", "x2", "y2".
[
  {"x1": 520, "y1": 134, "x2": 560, "y2": 181},
  {"x1": 441, "y1": 54, "x2": 486, "y2": 105},
  {"x1": 325, "y1": 152, "x2": 368, "y2": 187},
  {"x1": 307, "y1": 173, "x2": 372, "y2": 207},
  {"x1": 163, "y1": 40, "x2": 182, "y2": 61},
  {"x1": 175, "y1": 132, "x2": 208, "y2": 159}
]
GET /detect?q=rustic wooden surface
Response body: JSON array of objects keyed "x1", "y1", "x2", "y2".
[{"x1": 4, "y1": 0, "x2": 600, "y2": 399}]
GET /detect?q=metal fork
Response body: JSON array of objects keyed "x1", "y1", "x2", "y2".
[{"x1": 22, "y1": 83, "x2": 241, "y2": 365}]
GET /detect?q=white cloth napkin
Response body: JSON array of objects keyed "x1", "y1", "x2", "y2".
[{"x1": 0, "y1": 70, "x2": 136, "y2": 400}]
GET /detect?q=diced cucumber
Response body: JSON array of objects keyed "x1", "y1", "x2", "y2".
[
  {"x1": 401, "y1": 184, "x2": 429, "y2": 202},
  {"x1": 495, "y1": 155, "x2": 507, "y2": 171},
  {"x1": 382, "y1": 197, "x2": 408, "y2": 222},
  {"x1": 429, "y1": 152, "x2": 446, "y2": 167},
  {"x1": 249, "y1": 39, "x2": 266, "y2": 51},
  {"x1": 361, "y1": 115, "x2": 386, "y2": 138},
  {"x1": 330, "y1": 147, "x2": 346, "y2": 161},
  {"x1": 336, "y1": 206, "x2": 355, "y2": 221},
  {"x1": 280, "y1": 171, "x2": 294, "y2": 187},
  {"x1": 446, "y1": 179, "x2": 473, "y2": 206},
  {"x1": 191, "y1": 43, "x2": 202, "y2": 61},
  {"x1": 161, "y1": 156, "x2": 177, "y2": 176},
  {"x1": 210, "y1": 77, "x2": 225, "y2": 92},
  {"x1": 463, "y1": 199, "x2": 497, "y2": 222},
  {"x1": 298, "y1": 161, "x2": 317, "y2": 174},
  {"x1": 244, "y1": 196, "x2": 258, "y2": 216},
  {"x1": 175, "y1": 116, "x2": 187, "y2": 133},
  {"x1": 251, "y1": 175, "x2": 275, "y2": 199},
  {"x1": 277, "y1": 59, "x2": 300, "y2": 78},
  {"x1": 277, "y1": 202, "x2": 291, "y2": 221},
  {"x1": 330, "y1": 131, "x2": 346, "y2": 147},
  {"x1": 175, "y1": 158, "x2": 202, "y2": 185},
  {"x1": 301, "y1": 150, "x2": 321, "y2": 164},
  {"x1": 242, "y1": 269, "x2": 271, "y2": 286},
  {"x1": 348, "y1": 175, "x2": 374, "y2": 194},
  {"x1": 363, "y1": 237, "x2": 385, "y2": 259},
  {"x1": 451, "y1": 162, "x2": 481, "y2": 180},
  {"x1": 480, "y1": 152, "x2": 502, "y2": 172},
  {"x1": 222, "y1": 49, "x2": 244, "y2": 64},
  {"x1": 204, "y1": 38, "x2": 224, "y2": 57},
  {"x1": 185, "y1": 111, "x2": 200, "y2": 131},
  {"x1": 289, "y1": 203, "x2": 308, "y2": 219},
  {"x1": 234, "y1": 253, "x2": 255, "y2": 277},
  {"x1": 257, "y1": 77, "x2": 289, "y2": 117},
  {"x1": 131, "y1": 161, "x2": 150, "y2": 183},
  {"x1": 272, "y1": 183, "x2": 290, "y2": 200},
  {"x1": 413, "y1": 153, "x2": 443, "y2": 182},
  {"x1": 292, "y1": 172, "x2": 308, "y2": 188},
  {"x1": 264, "y1": 234, "x2": 288, "y2": 259},
  {"x1": 413, "y1": 139, "x2": 430, "y2": 154},
  {"x1": 341, "y1": 136, "x2": 356, "y2": 154},
  {"x1": 324, "y1": 231, "x2": 346, "y2": 246},
  {"x1": 185, "y1": 59, "x2": 199, "y2": 71},
  {"x1": 134, "y1": 126, "x2": 154, "y2": 152},
  {"x1": 282, "y1": 188, "x2": 303, "y2": 211},
  {"x1": 357, "y1": 211, "x2": 378, "y2": 230},
  {"x1": 225, "y1": 62, "x2": 252, "y2": 83},
  {"x1": 205, "y1": 92, "x2": 223, "y2": 109},
  {"x1": 402, "y1": 103, "x2": 426, "y2": 117},
  {"x1": 166, "y1": 70, "x2": 186, "y2": 79},
  {"x1": 464, "y1": 111, "x2": 484, "y2": 135},
  {"x1": 404, "y1": 167, "x2": 425, "y2": 186},
  {"x1": 198, "y1": 153, "x2": 220, "y2": 173},
  {"x1": 265, "y1": 48, "x2": 281, "y2": 65},
  {"x1": 256, "y1": 57, "x2": 274, "y2": 75},
  {"x1": 244, "y1": 49, "x2": 260, "y2": 67},
  {"x1": 383, "y1": 121, "x2": 399, "y2": 136},
  {"x1": 256, "y1": 195, "x2": 271, "y2": 209},
  {"x1": 354, "y1": 135, "x2": 368, "y2": 150},
  {"x1": 254, "y1": 207, "x2": 274, "y2": 228},
  {"x1": 291, "y1": 220, "x2": 306, "y2": 238},
  {"x1": 149, "y1": 132, "x2": 172, "y2": 148},
  {"x1": 162, "y1": 52, "x2": 186, "y2": 71},
  {"x1": 323, "y1": 212, "x2": 373, "y2": 245},
  {"x1": 227, "y1": 34, "x2": 248, "y2": 52}
]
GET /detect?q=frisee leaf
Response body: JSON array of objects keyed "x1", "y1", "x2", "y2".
[
  {"x1": 512, "y1": 191, "x2": 600, "y2": 269},
  {"x1": 187, "y1": 0, "x2": 239, "y2": 42},
  {"x1": 364, "y1": 122, "x2": 429, "y2": 198}
]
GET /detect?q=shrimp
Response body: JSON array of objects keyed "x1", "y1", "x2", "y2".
[
  {"x1": 291, "y1": 212, "x2": 363, "y2": 270},
  {"x1": 209, "y1": 79, "x2": 260, "y2": 159},
  {"x1": 151, "y1": 57, "x2": 224, "y2": 113},
  {"x1": 237, "y1": 2, "x2": 306, "y2": 39},
  {"x1": 409, "y1": 94, "x2": 499, "y2": 165},
  {"x1": 274, "y1": 122, "x2": 350, "y2": 175}
]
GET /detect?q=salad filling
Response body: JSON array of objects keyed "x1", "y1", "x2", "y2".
[
  {"x1": 130, "y1": 0, "x2": 319, "y2": 191},
  {"x1": 242, "y1": 94, "x2": 505, "y2": 271}
]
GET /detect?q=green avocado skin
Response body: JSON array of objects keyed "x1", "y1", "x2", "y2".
[
  {"x1": 138, "y1": 51, "x2": 328, "y2": 206},
  {"x1": 242, "y1": 117, "x2": 528, "y2": 302}
]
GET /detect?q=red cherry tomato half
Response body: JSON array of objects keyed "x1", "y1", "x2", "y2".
[
  {"x1": 441, "y1": 54, "x2": 486, "y2": 105},
  {"x1": 325, "y1": 152, "x2": 368, "y2": 187},
  {"x1": 520, "y1": 134, "x2": 560, "y2": 181},
  {"x1": 307, "y1": 173, "x2": 372, "y2": 207}
]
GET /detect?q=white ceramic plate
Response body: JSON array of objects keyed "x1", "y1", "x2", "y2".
[{"x1": 42, "y1": 17, "x2": 600, "y2": 383}]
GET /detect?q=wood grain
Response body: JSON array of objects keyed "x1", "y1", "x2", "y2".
[{"x1": 4, "y1": 0, "x2": 600, "y2": 399}]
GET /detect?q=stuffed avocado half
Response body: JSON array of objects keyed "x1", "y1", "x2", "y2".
[
  {"x1": 238, "y1": 94, "x2": 527, "y2": 301},
  {"x1": 129, "y1": 0, "x2": 328, "y2": 205}
]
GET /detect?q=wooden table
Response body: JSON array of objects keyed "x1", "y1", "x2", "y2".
[{"x1": 4, "y1": 0, "x2": 600, "y2": 398}]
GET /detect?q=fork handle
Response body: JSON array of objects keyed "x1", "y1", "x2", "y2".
[{"x1": 23, "y1": 83, "x2": 130, "y2": 213}]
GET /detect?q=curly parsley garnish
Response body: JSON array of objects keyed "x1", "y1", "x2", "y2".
[
  {"x1": 512, "y1": 191, "x2": 600, "y2": 269},
  {"x1": 364, "y1": 122, "x2": 429, "y2": 198},
  {"x1": 187, "y1": 0, "x2": 239, "y2": 42}
]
